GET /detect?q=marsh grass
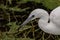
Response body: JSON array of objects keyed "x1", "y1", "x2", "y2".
[{"x1": 0, "y1": 0, "x2": 60, "y2": 40}]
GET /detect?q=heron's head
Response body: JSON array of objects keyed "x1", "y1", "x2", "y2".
[{"x1": 17, "y1": 9, "x2": 49, "y2": 30}]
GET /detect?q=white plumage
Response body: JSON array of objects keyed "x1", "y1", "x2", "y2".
[{"x1": 18, "y1": 6, "x2": 60, "y2": 35}]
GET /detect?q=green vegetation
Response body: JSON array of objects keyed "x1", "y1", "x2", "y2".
[{"x1": 0, "y1": 0, "x2": 60, "y2": 40}]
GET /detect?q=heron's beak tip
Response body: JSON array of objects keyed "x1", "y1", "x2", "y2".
[{"x1": 17, "y1": 16, "x2": 33, "y2": 30}]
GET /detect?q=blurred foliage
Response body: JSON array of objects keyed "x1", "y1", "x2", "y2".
[
  {"x1": 41, "y1": 0, "x2": 60, "y2": 10},
  {"x1": 0, "y1": 0, "x2": 60, "y2": 40},
  {"x1": 0, "y1": 4, "x2": 30, "y2": 12},
  {"x1": 2, "y1": 32, "x2": 35, "y2": 40}
]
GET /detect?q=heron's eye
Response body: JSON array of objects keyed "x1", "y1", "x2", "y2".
[{"x1": 32, "y1": 15, "x2": 35, "y2": 17}]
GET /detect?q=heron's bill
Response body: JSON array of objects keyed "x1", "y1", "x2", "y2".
[{"x1": 17, "y1": 16, "x2": 33, "y2": 30}]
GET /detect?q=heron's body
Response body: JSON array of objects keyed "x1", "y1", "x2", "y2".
[
  {"x1": 38, "y1": 6, "x2": 60, "y2": 35},
  {"x1": 18, "y1": 6, "x2": 60, "y2": 35}
]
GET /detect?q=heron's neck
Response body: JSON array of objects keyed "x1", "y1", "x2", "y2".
[
  {"x1": 38, "y1": 19, "x2": 49, "y2": 31},
  {"x1": 38, "y1": 13, "x2": 49, "y2": 32}
]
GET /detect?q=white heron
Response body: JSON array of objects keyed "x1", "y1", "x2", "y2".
[{"x1": 17, "y1": 6, "x2": 60, "y2": 35}]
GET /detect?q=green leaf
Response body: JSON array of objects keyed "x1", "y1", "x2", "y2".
[
  {"x1": 8, "y1": 22, "x2": 19, "y2": 33},
  {"x1": 17, "y1": 0, "x2": 42, "y2": 4},
  {"x1": 1, "y1": 32, "x2": 16, "y2": 40}
]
